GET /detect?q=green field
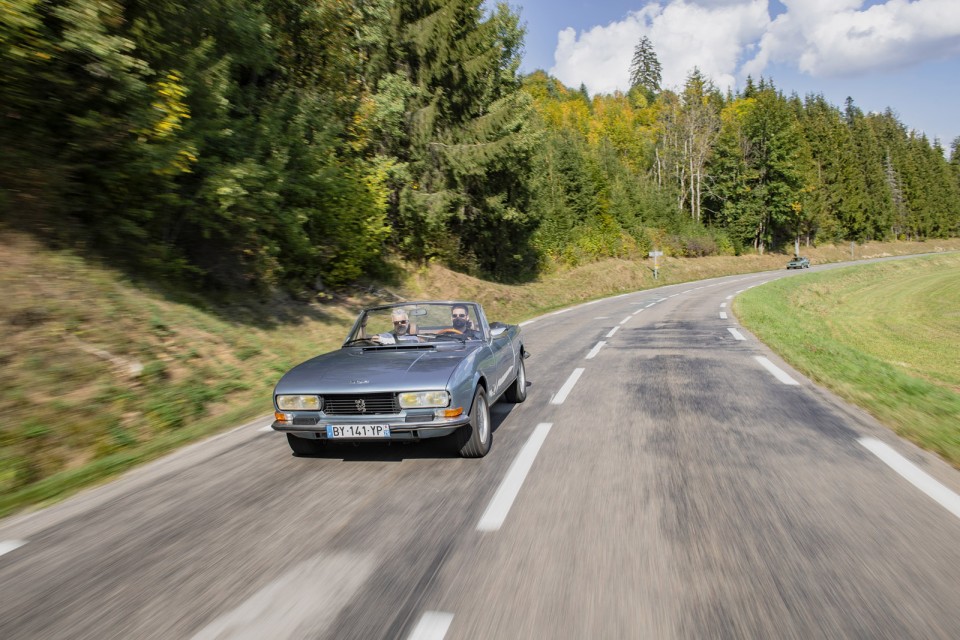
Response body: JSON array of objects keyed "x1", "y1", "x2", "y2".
[{"x1": 735, "y1": 254, "x2": 960, "y2": 467}]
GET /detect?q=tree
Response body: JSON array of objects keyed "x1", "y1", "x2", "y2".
[{"x1": 629, "y1": 36, "x2": 661, "y2": 96}]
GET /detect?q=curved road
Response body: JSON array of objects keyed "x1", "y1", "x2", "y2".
[{"x1": 2, "y1": 261, "x2": 959, "y2": 639}]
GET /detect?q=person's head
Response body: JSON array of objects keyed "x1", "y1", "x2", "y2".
[
  {"x1": 392, "y1": 308, "x2": 410, "y2": 335},
  {"x1": 451, "y1": 305, "x2": 470, "y2": 331}
]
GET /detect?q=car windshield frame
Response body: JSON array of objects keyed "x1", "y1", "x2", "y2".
[{"x1": 344, "y1": 302, "x2": 487, "y2": 346}]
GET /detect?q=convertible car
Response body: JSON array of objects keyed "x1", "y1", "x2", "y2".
[{"x1": 271, "y1": 301, "x2": 528, "y2": 457}]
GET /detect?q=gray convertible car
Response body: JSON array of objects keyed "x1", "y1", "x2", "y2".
[{"x1": 272, "y1": 301, "x2": 528, "y2": 457}]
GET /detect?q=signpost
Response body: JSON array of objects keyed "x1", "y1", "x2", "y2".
[{"x1": 649, "y1": 250, "x2": 662, "y2": 280}]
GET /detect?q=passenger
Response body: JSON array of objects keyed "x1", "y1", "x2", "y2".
[{"x1": 451, "y1": 305, "x2": 481, "y2": 338}]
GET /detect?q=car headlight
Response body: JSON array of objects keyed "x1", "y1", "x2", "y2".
[
  {"x1": 276, "y1": 395, "x2": 322, "y2": 411},
  {"x1": 398, "y1": 390, "x2": 450, "y2": 409}
]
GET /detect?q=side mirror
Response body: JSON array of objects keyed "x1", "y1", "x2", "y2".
[{"x1": 490, "y1": 326, "x2": 506, "y2": 338}]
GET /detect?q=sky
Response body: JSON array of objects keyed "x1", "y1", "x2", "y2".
[{"x1": 505, "y1": 0, "x2": 960, "y2": 151}]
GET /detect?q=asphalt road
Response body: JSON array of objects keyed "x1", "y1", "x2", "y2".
[{"x1": 2, "y1": 261, "x2": 959, "y2": 639}]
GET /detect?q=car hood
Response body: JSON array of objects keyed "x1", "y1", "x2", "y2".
[{"x1": 275, "y1": 345, "x2": 476, "y2": 394}]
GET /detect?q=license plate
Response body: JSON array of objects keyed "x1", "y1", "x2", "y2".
[{"x1": 326, "y1": 425, "x2": 391, "y2": 439}]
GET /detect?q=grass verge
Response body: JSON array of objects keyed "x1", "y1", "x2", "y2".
[{"x1": 734, "y1": 254, "x2": 960, "y2": 467}]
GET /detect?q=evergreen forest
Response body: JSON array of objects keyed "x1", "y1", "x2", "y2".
[{"x1": 3, "y1": 0, "x2": 959, "y2": 293}]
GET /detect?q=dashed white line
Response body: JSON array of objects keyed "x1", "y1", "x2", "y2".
[
  {"x1": 859, "y1": 438, "x2": 960, "y2": 520},
  {"x1": 619, "y1": 315, "x2": 631, "y2": 325},
  {"x1": 605, "y1": 326, "x2": 620, "y2": 338},
  {"x1": 668, "y1": 294, "x2": 679, "y2": 298},
  {"x1": 735, "y1": 289, "x2": 745, "y2": 294},
  {"x1": 585, "y1": 341, "x2": 606, "y2": 360},
  {"x1": 477, "y1": 423, "x2": 554, "y2": 531},
  {"x1": 191, "y1": 553, "x2": 375, "y2": 640},
  {"x1": 407, "y1": 612, "x2": 455, "y2": 640},
  {"x1": 753, "y1": 356, "x2": 799, "y2": 385},
  {"x1": 551, "y1": 369, "x2": 585, "y2": 405},
  {"x1": 645, "y1": 303, "x2": 656, "y2": 308},
  {"x1": 725, "y1": 295, "x2": 733, "y2": 300},
  {"x1": 0, "y1": 540, "x2": 26, "y2": 557},
  {"x1": 719, "y1": 312, "x2": 728, "y2": 319},
  {"x1": 593, "y1": 316, "x2": 610, "y2": 319},
  {"x1": 727, "y1": 328, "x2": 746, "y2": 341},
  {"x1": 632, "y1": 308, "x2": 644, "y2": 316},
  {"x1": 720, "y1": 302, "x2": 727, "y2": 308}
]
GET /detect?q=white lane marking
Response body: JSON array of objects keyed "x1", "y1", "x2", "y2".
[
  {"x1": 258, "y1": 424, "x2": 274, "y2": 432},
  {"x1": 605, "y1": 326, "x2": 619, "y2": 338},
  {"x1": 619, "y1": 315, "x2": 631, "y2": 325},
  {"x1": 719, "y1": 312, "x2": 728, "y2": 319},
  {"x1": 191, "y1": 553, "x2": 375, "y2": 640},
  {"x1": 645, "y1": 303, "x2": 656, "y2": 308},
  {"x1": 720, "y1": 302, "x2": 727, "y2": 308},
  {"x1": 0, "y1": 540, "x2": 26, "y2": 557},
  {"x1": 632, "y1": 308, "x2": 644, "y2": 316},
  {"x1": 668, "y1": 294, "x2": 679, "y2": 298},
  {"x1": 727, "y1": 328, "x2": 746, "y2": 341},
  {"x1": 585, "y1": 341, "x2": 606, "y2": 360},
  {"x1": 725, "y1": 295, "x2": 733, "y2": 300},
  {"x1": 519, "y1": 319, "x2": 536, "y2": 327},
  {"x1": 593, "y1": 316, "x2": 610, "y2": 319},
  {"x1": 682, "y1": 290, "x2": 695, "y2": 294},
  {"x1": 860, "y1": 438, "x2": 960, "y2": 520},
  {"x1": 478, "y1": 423, "x2": 553, "y2": 531},
  {"x1": 736, "y1": 289, "x2": 745, "y2": 293},
  {"x1": 551, "y1": 369, "x2": 585, "y2": 405},
  {"x1": 551, "y1": 308, "x2": 571, "y2": 316},
  {"x1": 754, "y1": 356, "x2": 799, "y2": 385},
  {"x1": 407, "y1": 612, "x2": 454, "y2": 640}
]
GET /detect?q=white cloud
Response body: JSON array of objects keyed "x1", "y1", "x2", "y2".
[
  {"x1": 550, "y1": 0, "x2": 960, "y2": 95},
  {"x1": 746, "y1": 0, "x2": 960, "y2": 77}
]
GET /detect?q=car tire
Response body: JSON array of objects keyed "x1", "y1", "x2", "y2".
[
  {"x1": 504, "y1": 357, "x2": 527, "y2": 403},
  {"x1": 287, "y1": 433, "x2": 326, "y2": 457},
  {"x1": 455, "y1": 386, "x2": 491, "y2": 458}
]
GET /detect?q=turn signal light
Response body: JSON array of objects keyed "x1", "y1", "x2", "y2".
[
  {"x1": 275, "y1": 411, "x2": 294, "y2": 423},
  {"x1": 438, "y1": 407, "x2": 463, "y2": 418}
]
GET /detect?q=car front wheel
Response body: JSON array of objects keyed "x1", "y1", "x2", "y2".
[{"x1": 455, "y1": 386, "x2": 491, "y2": 458}]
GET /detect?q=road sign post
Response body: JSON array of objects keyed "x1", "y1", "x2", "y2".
[{"x1": 649, "y1": 250, "x2": 663, "y2": 280}]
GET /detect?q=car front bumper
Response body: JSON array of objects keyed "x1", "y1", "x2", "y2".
[{"x1": 272, "y1": 414, "x2": 471, "y2": 441}]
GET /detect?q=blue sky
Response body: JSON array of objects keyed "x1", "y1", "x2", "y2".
[{"x1": 505, "y1": 0, "x2": 960, "y2": 151}]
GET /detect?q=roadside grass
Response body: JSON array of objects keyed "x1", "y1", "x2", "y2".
[
  {"x1": 734, "y1": 254, "x2": 960, "y2": 467},
  {"x1": 2, "y1": 229, "x2": 959, "y2": 518}
]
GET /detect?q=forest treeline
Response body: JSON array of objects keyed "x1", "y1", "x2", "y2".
[{"x1": 3, "y1": 0, "x2": 959, "y2": 292}]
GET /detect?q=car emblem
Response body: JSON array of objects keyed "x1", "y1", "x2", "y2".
[
  {"x1": 349, "y1": 380, "x2": 368, "y2": 384},
  {"x1": 355, "y1": 399, "x2": 366, "y2": 413}
]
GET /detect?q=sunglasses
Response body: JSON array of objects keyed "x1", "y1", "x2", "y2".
[
  {"x1": 393, "y1": 320, "x2": 408, "y2": 325},
  {"x1": 452, "y1": 313, "x2": 467, "y2": 318}
]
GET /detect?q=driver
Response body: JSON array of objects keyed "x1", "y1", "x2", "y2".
[
  {"x1": 451, "y1": 304, "x2": 480, "y2": 338},
  {"x1": 372, "y1": 308, "x2": 418, "y2": 344}
]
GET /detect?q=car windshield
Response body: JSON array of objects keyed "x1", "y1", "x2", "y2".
[{"x1": 345, "y1": 302, "x2": 486, "y2": 345}]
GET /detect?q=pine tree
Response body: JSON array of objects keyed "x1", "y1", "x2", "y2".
[{"x1": 629, "y1": 36, "x2": 661, "y2": 96}]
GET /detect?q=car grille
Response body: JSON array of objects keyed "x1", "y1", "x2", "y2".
[{"x1": 323, "y1": 393, "x2": 400, "y2": 415}]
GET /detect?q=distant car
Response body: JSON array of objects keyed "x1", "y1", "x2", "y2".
[
  {"x1": 271, "y1": 301, "x2": 528, "y2": 458},
  {"x1": 787, "y1": 256, "x2": 810, "y2": 269}
]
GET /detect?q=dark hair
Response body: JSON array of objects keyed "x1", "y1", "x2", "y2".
[{"x1": 451, "y1": 304, "x2": 468, "y2": 315}]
